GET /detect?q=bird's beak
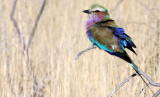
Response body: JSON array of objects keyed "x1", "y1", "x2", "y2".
[{"x1": 83, "y1": 10, "x2": 91, "y2": 14}]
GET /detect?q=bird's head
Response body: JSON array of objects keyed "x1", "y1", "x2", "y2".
[{"x1": 83, "y1": 4, "x2": 110, "y2": 21}]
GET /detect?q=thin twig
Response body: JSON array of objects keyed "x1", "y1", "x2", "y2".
[
  {"x1": 2, "y1": 5, "x2": 16, "y2": 96},
  {"x1": 108, "y1": 74, "x2": 137, "y2": 97},
  {"x1": 24, "y1": 0, "x2": 46, "y2": 96},
  {"x1": 153, "y1": 89, "x2": 160, "y2": 97},
  {"x1": 4, "y1": 30, "x2": 16, "y2": 97},
  {"x1": 24, "y1": 49, "x2": 38, "y2": 97},
  {"x1": 75, "y1": 45, "x2": 97, "y2": 60},
  {"x1": 6, "y1": 59, "x2": 16, "y2": 97},
  {"x1": 26, "y1": 0, "x2": 46, "y2": 50},
  {"x1": 137, "y1": 83, "x2": 149, "y2": 97},
  {"x1": 73, "y1": 45, "x2": 97, "y2": 64},
  {"x1": 10, "y1": 0, "x2": 26, "y2": 50},
  {"x1": 138, "y1": 74, "x2": 154, "y2": 95}
]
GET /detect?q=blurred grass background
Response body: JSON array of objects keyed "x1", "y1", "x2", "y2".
[{"x1": 0, "y1": 0, "x2": 160, "y2": 97}]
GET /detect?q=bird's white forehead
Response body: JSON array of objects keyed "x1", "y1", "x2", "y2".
[{"x1": 92, "y1": 7, "x2": 105, "y2": 12}]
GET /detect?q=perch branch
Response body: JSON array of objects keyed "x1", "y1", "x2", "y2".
[
  {"x1": 75, "y1": 46, "x2": 160, "y2": 97},
  {"x1": 108, "y1": 73, "x2": 137, "y2": 97},
  {"x1": 138, "y1": 68, "x2": 160, "y2": 87},
  {"x1": 75, "y1": 45, "x2": 97, "y2": 60},
  {"x1": 73, "y1": 45, "x2": 97, "y2": 64}
]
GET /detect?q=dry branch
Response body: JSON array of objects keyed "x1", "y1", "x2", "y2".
[
  {"x1": 4, "y1": 29, "x2": 16, "y2": 97},
  {"x1": 75, "y1": 45, "x2": 97, "y2": 61},
  {"x1": 6, "y1": 59, "x2": 16, "y2": 97},
  {"x1": 25, "y1": 0, "x2": 46, "y2": 96},
  {"x1": 10, "y1": 0, "x2": 26, "y2": 50},
  {"x1": 153, "y1": 89, "x2": 160, "y2": 97},
  {"x1": 137, "y1": 83, "x2": 149, "y2": 97},
  {"x1": 26, "y1": 0, "x2": 46, "y2": 50},
  {"x1": 10, "y1": 0, "x2": 46, "y2": 96},
  {"x1": 75, "y1": 46, "x2": 160, "y2": 97},
  {"x1": 138, "y1": 68, "x2": 160, "y2": 87},
  {"x1": 108, "y1": 74, "x2": 137, "y2": 97}
]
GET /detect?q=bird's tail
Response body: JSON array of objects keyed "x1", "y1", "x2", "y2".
[{"x1": 131, "y1": 62, "x2": 154, "y2": 94}]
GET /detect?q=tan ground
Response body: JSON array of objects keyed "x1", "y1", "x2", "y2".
[{"x1": 0, "y1": 0, "x2": 160, "y2": 97}]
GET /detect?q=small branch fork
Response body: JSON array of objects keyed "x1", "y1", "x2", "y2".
[
  {"x1": 74, "y1": 46, "x2": 160, "y2": 97},
  {"x1": 137, "y1": 83, "x2": 149, "y2": 97},
  {"x1": 10, "y1": 0, "x2": 46, "y2": 96}
]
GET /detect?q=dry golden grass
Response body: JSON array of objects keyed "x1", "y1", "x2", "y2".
[{"x1": 0, "y1": 0, "x2": 160, "y2": 97}]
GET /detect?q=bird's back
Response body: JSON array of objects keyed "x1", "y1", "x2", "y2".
[{"x1": 87, "y1": 23, "x2": 124, "y2": 54}]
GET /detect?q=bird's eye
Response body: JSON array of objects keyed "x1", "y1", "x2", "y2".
[{"x1": 94, "y1": 10, "x2": 100, "y2": 12}]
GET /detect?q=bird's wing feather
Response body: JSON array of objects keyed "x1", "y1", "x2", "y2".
[
  {"x1": 110, "y1": 27, "x2": 137, "y2": 54},
  {"x1": 88, "y1": 26, "x2": 123, "y2": 53},
  {"x1": 87, "y1": 25, "x2": 132, "y2": 63},
  {"x1": 97, "y1": 19, "x2": 136, "y2": 54}
]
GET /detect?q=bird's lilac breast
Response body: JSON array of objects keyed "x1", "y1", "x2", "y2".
[
  {"x1": 85, "y1": 19, "x2": 95, "y2": 31},
  {"x1": 85, "y1": 15, "x2": 106, "y2": 31}
]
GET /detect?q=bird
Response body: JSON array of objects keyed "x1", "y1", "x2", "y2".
[
  {"x1": 82, "y1": 4, "x2": 155, "y2": 94},
  {"x1": 83, "y1": 4, "x2": 139, "y2": 73}
]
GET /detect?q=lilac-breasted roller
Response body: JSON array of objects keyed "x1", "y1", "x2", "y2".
[{"x1": 83, "y1": 4, "x2": 139, "y2": 73}]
